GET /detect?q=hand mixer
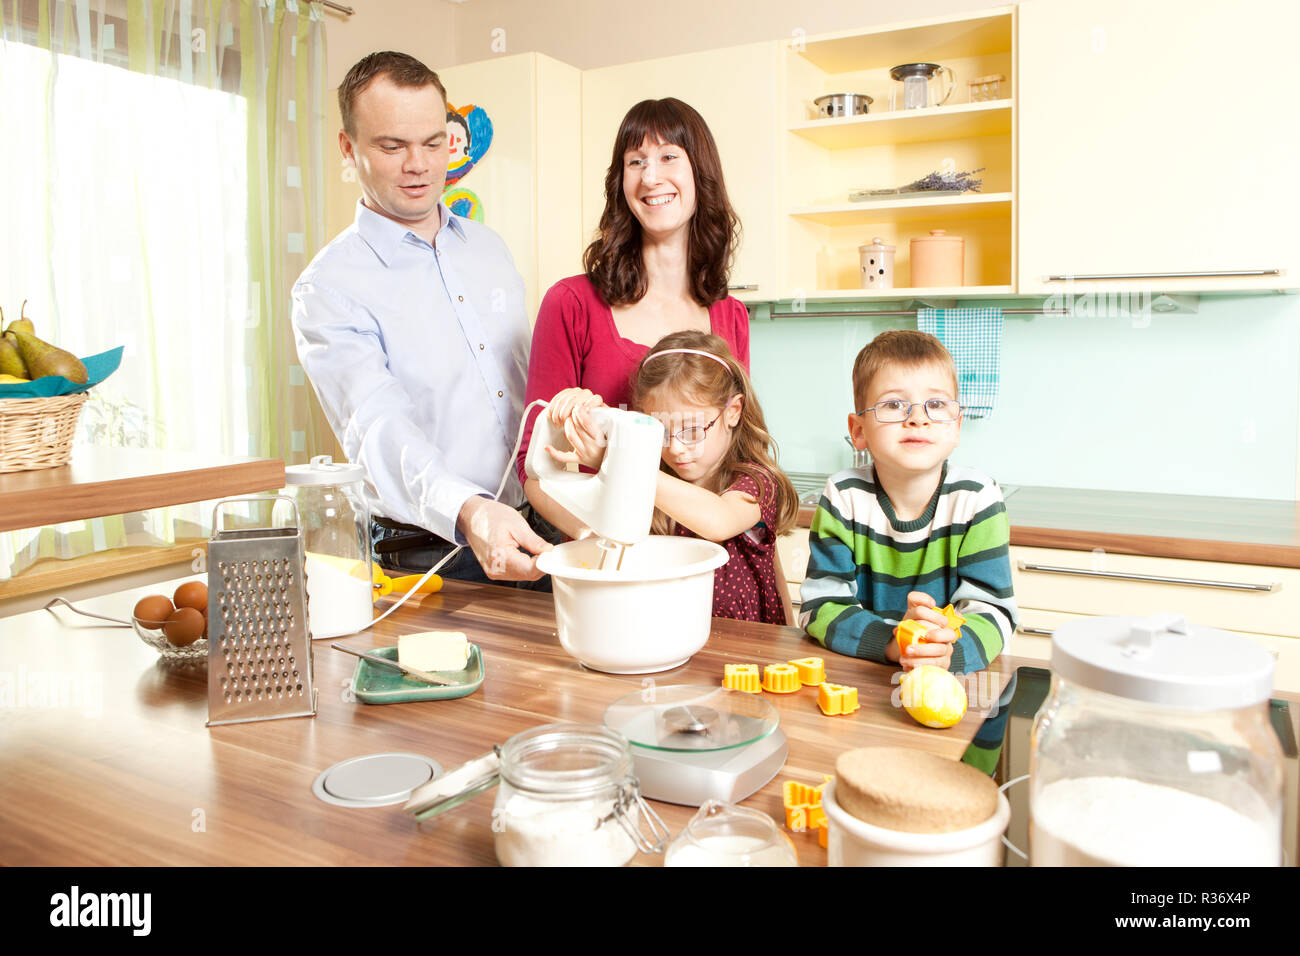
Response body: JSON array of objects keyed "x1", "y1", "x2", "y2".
[{"x1": 524, "y1": 405, "x2": 665, "y2": 570}]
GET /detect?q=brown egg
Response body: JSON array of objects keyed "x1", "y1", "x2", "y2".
[
  {"x1": 173, "y1": 580, "x2": 208, "y2": 613},
  {"x1": 133, "y1": 595, "x2": 174, "y2": 629},
  {"x1": 163, "y1": 607, "x2": 205, "y2": 646}
]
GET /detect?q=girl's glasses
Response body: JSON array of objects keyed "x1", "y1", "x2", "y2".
[
  {"x1": 664, "y1": 411, "x2": 722, "y2": 446},
  {"x1": 857, "y1": 399, "x2": 963, "y2": 423}
]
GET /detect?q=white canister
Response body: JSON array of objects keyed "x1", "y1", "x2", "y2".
[
  {"x1": 1030, "y1": 613, "x2": 1284, "y2": 866},
  {"x1": 910, "y1": 229, "x2": 964, "y2": 287},
  {"x1": 281, "y1": 455, "x2": 373, "y2": 640},
  {"x1": 823, "y1": 779, "x2": 1010, "y2": 866},
  {"x1": 859, "y1": 237, "x2": 896, "y2": 290}
]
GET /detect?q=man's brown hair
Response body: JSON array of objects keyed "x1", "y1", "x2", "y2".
[
  {"x1": 338, "y1": 51, "x2": 447, "y2": 137},
  {"x1": 851, "y1": 330, "x2": 959, "y2": 413}
]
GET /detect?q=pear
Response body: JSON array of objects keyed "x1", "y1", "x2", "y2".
[
  {"x1": 0, "y1": 336, "x2": 26, "y2": 378},
  {"x1": 10, "y1": 331, "x2": 87, "y2": 384},
  {"x1": 4, "y1": 301, "x2": 35, "y2": 337}
]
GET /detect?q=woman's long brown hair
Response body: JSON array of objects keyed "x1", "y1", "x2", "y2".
[
  {"x1": 583, "y1": 98, "x2": 740, "y2": 307},
  {"x1": 633, "y1": 331, "x2": 798, "y2": 538}
]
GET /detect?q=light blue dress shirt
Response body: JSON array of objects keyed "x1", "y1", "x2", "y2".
[{"x1": 291, "y1": 200, "x2": 530, "y2": 545}]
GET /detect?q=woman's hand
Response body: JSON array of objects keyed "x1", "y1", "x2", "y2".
[{"x1": 544, "y1": 388, "x2": 606, "y2": 470}]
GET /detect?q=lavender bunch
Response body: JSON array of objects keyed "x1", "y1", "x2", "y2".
[{"x1": 903, "y1": 167, "x2": 985, "y2": 192}]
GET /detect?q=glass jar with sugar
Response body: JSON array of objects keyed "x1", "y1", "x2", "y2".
[{"x1": 1030, "y1": 613, "x2": 1284, "y2": 866}]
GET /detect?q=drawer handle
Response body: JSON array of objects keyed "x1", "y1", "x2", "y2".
[
  {"x1": 1017, "y1": 562, "x2": 1280, "y2": 593},
  {"x1": 1017, "y1": 625, "x2": 1054, "y2": 636},
  {"x1": 1044, "y1": 269, "x2": 1282, "y2": 281}
]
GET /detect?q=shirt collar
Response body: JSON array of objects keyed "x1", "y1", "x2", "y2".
[{"x1": 354, "y1": 199, "x2": 468, "y2": 266}]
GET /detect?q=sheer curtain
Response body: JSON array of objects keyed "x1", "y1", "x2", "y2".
[{"x1": 0, "y1": 0, "x2": 327, "y2": 581}]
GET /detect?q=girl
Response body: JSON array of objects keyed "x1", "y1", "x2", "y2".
[
  {"x1": 547, "y1": 331, "x2": 798, "y2": 625},
  {"x1": 519, "y1": 98, "x2": 750, "y2": 540}
]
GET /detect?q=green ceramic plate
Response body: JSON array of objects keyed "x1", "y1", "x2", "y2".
[{"x1": 351, "y1": 644, "x2": 485, "y2": 705}]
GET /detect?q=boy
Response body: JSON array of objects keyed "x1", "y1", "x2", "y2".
[{"x1": 799, "y1": 330, "x2": 1017, "y2": 674}]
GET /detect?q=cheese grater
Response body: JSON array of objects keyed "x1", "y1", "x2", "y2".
[{"x1": 206, "y1": 496, "x2": 317, "y2": 727}]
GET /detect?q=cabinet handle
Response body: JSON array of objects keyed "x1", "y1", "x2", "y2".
[
  {"x1": 728, "y1": 283, "x2": 759, "y2": 291},
  {"x1": 1016, "y1": 562, "x2": 1280, "y2": 592},
  {"x1": 1044, "y1": 269, "x2": 1281, "y2": 281},
  {"x1": 1017, "y1": 625, "x2": 1054, "y2": 636}
]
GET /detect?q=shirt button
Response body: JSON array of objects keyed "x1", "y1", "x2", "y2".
[
  {"x1": 479, "y1": 343, "x2": 485, "y2": 350},
  {"x1": 458, "y1": 295, "x2": 464, "y2": 302},
  {"x1": 497, "y1": 390, "x2": 504, "y2": 398}
]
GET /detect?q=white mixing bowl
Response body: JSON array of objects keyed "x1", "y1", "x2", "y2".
[
  {"x1": 822, "y1": 779, "x2": 1011, "y2": 866},
  {"x1": 537, "y1": 535, "x2": 729, "y2": 674}
]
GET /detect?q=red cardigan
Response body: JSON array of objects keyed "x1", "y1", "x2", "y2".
[{"x1": 517, "y1": 274, "x2": 751, "y2": 485}]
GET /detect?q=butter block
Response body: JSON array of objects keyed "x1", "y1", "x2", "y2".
[{"x1": 398, "y1": 630, "x2": 470, "y2": 672}]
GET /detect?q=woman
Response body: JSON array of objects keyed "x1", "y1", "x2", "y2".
[{"x1": 518, "y1": 97, "x2": 751, "y2": 538}]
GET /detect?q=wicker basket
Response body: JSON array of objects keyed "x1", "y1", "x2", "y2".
[{"x1": 0, "y1": 392, "x2": 89, "y2": 474}]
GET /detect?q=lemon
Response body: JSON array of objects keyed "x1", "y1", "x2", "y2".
[{"x1": 900, "y1": 665, "x2": 967, "y2": 729}]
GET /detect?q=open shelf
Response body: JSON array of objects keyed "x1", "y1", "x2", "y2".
[
  {"x1": 795, "y1": 10, "x2": 1014, "y2": 73},
  {"x1": 789, "y1": 100, "x2": 1011, "y2": 149},
  {"x1": 789, "y1": 192, "x2": 1012, "y2": 226},
  {"x1": 770, "y1": 286, "x2": 1016, "y2": 304}
]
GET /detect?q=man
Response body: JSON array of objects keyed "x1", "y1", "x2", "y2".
[{"x1": 291, "y1": 51, "x2": 553, "y2": 582}]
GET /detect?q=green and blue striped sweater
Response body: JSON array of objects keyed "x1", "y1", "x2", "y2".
[{"x1": 798, "y1": 462, "x2": 1017, "y2": 674}]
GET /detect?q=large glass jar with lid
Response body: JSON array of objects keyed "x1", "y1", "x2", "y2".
[
  {"x1": 493, "y1": 723, "x2": 668, "y2": 867},
  {"x1": 278, "y1": 455, "x2": 372, "y2": 640},
  {"x1": 1030, "y1": 613, "x2": 1284, "y2": 866}
]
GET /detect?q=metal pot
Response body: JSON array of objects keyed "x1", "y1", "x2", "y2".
[{"x1": 813, "y1": 93, "x2": 873, "y2": 119}]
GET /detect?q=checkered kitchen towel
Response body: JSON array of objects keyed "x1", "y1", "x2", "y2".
[{"x1": 917, "y1": 307, "x2": 1003, "y2": 419}]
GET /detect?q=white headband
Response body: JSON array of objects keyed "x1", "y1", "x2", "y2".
[{"x1": 643, "y1": 347, "x2": 733, "y2": 374}]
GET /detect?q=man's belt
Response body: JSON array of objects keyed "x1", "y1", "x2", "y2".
[{"x1": 372, "y1": 516, "x2": 449, "y2": 554}]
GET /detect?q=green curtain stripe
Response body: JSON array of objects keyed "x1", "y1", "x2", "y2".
[
  {"x1": 152, "y1": 0, "x2": 165, "y2": 69},
  {"x1": 263, "y1": 5, "x2": 285, "y2": 460},
  {"x1": 38, "y1": 0, "x2": 49, "y2": 48},
  {"x1": 128, "y1": 0, "x2": 145, "y2": 72},
  {"x1": 241, "y1": 0, "x2": 270, "y2": 456},
  {"x1": 295, "y1": 13, "x2": 312, "y2": 253}
]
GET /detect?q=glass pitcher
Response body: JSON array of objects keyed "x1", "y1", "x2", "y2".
[
  {"x1": 664, "y1": 800, "x2": 798, "y2": 866},
  {"x1": 889, "y1": 62, "x2": 955, "y2": 110}
]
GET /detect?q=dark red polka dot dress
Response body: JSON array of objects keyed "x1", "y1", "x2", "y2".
[{"x1": 674, "y1": 468, "x2": 785, "y2": 625}]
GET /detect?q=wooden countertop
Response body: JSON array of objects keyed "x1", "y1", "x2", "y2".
[
  {"x1": 798, "y1": 482, "x2": 1300, "y2": 568},
  {"x1": 0, "y1": 446, "x2": 285, "y2": 533},
  {"x1": 0, "y1": 578, "x2": 1011, "y2": 866}
]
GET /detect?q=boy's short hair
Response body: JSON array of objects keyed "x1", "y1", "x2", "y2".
[
  {"x1": 338, "y1": 51, "x2": 447, "y2": 138},
  {"x1": 852, "y1": 330, "x2": 959, "y2": 412}
]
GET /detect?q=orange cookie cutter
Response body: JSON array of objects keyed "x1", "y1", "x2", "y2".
[
  {"x1": 762, "y1": 663, "x2": 801, "y2": 694},
  {"x1": 817, "y1": 682, "x2": 860, "y2": 716},
  {"x1": 788, "y1": 656, "x2": 826, "y2": 686},
  {"x1": 722, "y1": 663, "x2": 761, "y2": 694}
]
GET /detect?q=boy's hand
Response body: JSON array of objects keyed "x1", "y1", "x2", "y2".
[
  {"x1": 899, "y1": 591, "x2": 955, "y2": 671},
  {"x1": 900, "y1": 626, "x2": 956, "y2": 671},
  {"x1": 544, "y1": 388, "x2": 606, "y2": 470}
]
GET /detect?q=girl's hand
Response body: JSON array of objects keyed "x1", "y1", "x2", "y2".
[{"x1": 544, "y1": 388, "x2": 606, "y2": 470}]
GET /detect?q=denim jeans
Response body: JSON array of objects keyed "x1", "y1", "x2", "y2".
[{"x1": 370, "y1": 503, "x2": 561, "y2": 593}]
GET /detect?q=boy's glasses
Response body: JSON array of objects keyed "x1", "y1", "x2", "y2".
[
  {"x1": 857, "y1": 399, "x2": 964, "y2": 423},
  {"x1": 663, "y1": 411, "x2": 722, "y2": 446}
]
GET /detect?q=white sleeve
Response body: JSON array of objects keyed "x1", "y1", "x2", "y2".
[{"x1": 290, "y1": 278, "x2": 486, "y2": 544}]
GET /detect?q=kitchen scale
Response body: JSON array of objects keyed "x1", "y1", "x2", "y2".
[{"x1": 603, "y1": 685, "x2": 787, "y2": 807}]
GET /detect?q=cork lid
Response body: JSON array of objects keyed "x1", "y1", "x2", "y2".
[{"x1": 834, "y1": 746, "x2": 998, "y2": 834}]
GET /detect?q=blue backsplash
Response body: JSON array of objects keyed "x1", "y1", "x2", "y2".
[{"x1": 750, "y1": 294, "x2": 1300, "y2": 500}]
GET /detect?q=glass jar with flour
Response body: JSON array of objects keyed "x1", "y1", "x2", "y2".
[
  {"x1": 1030, "y1": 613, "x2": 1284, "y2": 866},
  {"x1": 279, "y1": 455, "x2": 373, "y2": 640},
  {"x1": 494, "y1": 723, "x2": 669, "y2": 866}
]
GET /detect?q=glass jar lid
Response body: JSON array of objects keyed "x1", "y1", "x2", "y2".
[
  {"x1": 889, "y1": 62, "x2": 943, "y2": 81},
  {"x1": 604, "y1": 685, "x2": 779, "y2": 753},
  {"x1": 498, "y1": 723, "x2": 633, "y2": 797},
  {"x1": 285, "y1": 454, "x2": 365, "y2": 486},
  {"x1": 1051, "y1": 612, "x2": 1276, "y2": 710}
]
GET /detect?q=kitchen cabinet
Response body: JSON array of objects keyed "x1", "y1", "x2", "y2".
[
  {"x1": 580, "y1": 42, "x2": 781, "y2": 304},
  {"x1": 780, "y1": 9, "x2": 1016, "y2": 300},
  {"x1": 437, "y1": 53, "x2": 583, "y2": 319},
  {"x1": 1017, "y1": 0, "x2": 1300, "y2": 294}
]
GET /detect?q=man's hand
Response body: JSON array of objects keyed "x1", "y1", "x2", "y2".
[{"x1": 457, "y1": 497, "x2": 552, "y2": 581}]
